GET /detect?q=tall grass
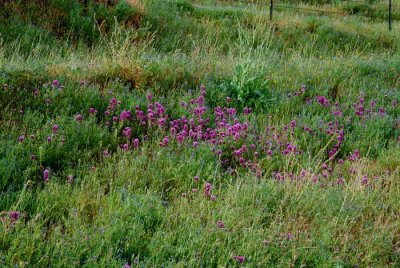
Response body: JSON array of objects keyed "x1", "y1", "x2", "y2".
[{"x1": 0, "y1": 0, "x2": 399, "y2": 267}]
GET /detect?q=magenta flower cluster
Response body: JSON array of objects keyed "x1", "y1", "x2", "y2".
[
  {"x1": 82, "y1": 85, "x2": 389, "y2": 186},
  {"x1": 17, "y1": 81, "x2": 396, "y2": 189}
]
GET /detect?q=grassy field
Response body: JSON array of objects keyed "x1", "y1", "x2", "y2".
[{"x1": 0, "y1": 0, "x2": 399, "y2": 266}]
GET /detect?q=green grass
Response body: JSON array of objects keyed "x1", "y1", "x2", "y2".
[{"x1": 0, "y1": 0, "x2": 399, "y2": 267}]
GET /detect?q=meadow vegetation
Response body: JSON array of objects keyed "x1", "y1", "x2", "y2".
[{"x1": 0, "y1": 0, "x2": 399, "y2": 266}]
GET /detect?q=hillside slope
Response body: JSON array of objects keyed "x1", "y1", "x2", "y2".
[{"x1": 0, "y1": 0, "x2": 399, "y2": 267}]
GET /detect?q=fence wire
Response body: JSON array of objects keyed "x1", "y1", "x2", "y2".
[
  {"x1": 216, "y1": 0, "x2": 397, "y2": 20},
  {"x1": 275, "y1": 4, "x2": 348, "y2": 15},
  {"x1": 340, "y1": 0, "x2": 399, "y2": 8},
  {"x1": 220, "y1": 0, "x2": 400, "y2": 9}
]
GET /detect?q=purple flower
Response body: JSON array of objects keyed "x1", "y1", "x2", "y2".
[
  {"x1": 217, "y1": 220, "x2": 225, "y2": 228},
  {"x1": 160, "y1": 136, "x2": 169, "y2": 147},
  {"x1": 204, "y1": 182, "x2": 212, "y2": 196},
  {"x1": 123, "y1": 264, "x2": 131, "y2": 268},
  {"x1": 333, "y1": 110, "x2": 342, "y2": 117},
  {"x1": 122, "y1": 127, "x2": 132, "y2": 138},
  {"x1": 89, "y1": 107, "x2": 95, "y2": 114},
  {"x1": 44, "y1": 169, "x2": 49, "y2": 182},
  {"x1": 158, "y1": 118, "x2": 166, "y2": 126},
  {"x1": 210, "y1": 195, "x2": 216, "y2": 201},
  {"x1": 52, "y1": 124, "x2": 59, "y2": 134},
  {"x1": 119, "y1": 110, "x2": 129, "y2": 121},
  {"x1": 370, "y1": 100, "x2": 375, "y2": 108},
  {"x1": 47, "y1": 136, "x2": 52, "y2": 143},
  {"x1": 199, "y1": 84, "x2": 206, "y2": 94},
  {"x1": 67, "y1": 175, "x2": 73, "y2": 183},
  {"x1": 243, "y1": 107, "x2": 252, "y2": 115},
  {"x1": 227, "y1": 108, "x2": 236, "y2": 117},
  {"x1": 350, "y1": 150, "x2": 360, "y2": 162},
  {"x1": 361, "y1": 175, "x2": 369, "y2": 186},
  {"x1": 316, "y1": 96, "x2": 330, "y2": 107},
  {"x1": 18, "y1": 135, "x2": 25, "y2": 143},
  {"x1": 233, "y1": 256, "x2": 245, "y2": 263},
  {"x1": 133, "y1": 138, "x2": 139, "y2": 148},
  {"x1": 349, "y1": 166, "x2": 357, "y2": 174},
  {"x1": 9, "y1": 211, "x2": 20, "y2": 221},
  {"x1": 379, "y1": 107, "x2": 385, "y2": 116},
  {"x1": 234, "y1": 150, "x2": 241, "y2": 157},
  {"x1": 52, "y1": 80, "x2": 60, "y2": 88},
  {"x1": 75, "y1": 114, "x2": 83, "y2": 122},
  {"x1": 287, "y1": 232, "x2": 293, "y2": 240}
]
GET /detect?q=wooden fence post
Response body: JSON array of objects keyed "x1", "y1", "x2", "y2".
[
  {"x1": 389, "y1": 0, "x2": 392, "y2": 31},
  {"x1": 270, "y1": 0, "x2": 273, "y2": 20}
]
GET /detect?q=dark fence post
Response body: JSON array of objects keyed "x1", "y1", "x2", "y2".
[
  {"x1": 389, "y1": 0, "x2": 392, "y2": 31},
  {"x1": 270, "y1": 0, "x2": 273, "y2": 20}
]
